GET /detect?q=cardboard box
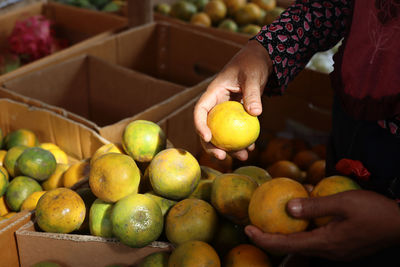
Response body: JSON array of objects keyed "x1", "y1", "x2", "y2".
[
  {"x1": 16, "y1": 221, "x2": 173, "y2": 267},
  {"x1": 1, "y1": 22, "x2": 242, "y2": 143},
  {"x1": 0, "y1": 1, "x2": 128, "y2": 84}
]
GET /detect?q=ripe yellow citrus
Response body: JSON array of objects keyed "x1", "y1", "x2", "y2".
[
  {"x1": 20, "y1": 191, "x2": 46, "y2": 211},
  {"x1": 208, "y1": 101, "x2": 260, "y2": 151}
]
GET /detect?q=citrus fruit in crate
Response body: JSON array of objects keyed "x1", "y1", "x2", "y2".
[
  {"x1": 17, "y1": 147, "x2": 57, "y2": 181},
  {"x1": 0, "y1": 150, "x2": 7, "y2": 166},
  {"x1": 20, "y1": 190, "x2": 46, "y2": 211},
  {"x1": 311, "y1": 175, "x2": 360, "y2": 226},
  {"x1": 267, "y1": 160, "x2": 305, "y2": 183},
  {"x1": 38, "y1": 143, "x2": 69, "y2": 164},
  {"x1": 89, "y1": 198, "x2": 114, "y2": 238},
  {"x1": 263, "y1": 6, "x2": 284, "y2": 25},
  {"x1": 233, "y1": 165, "x2": 271, "y2": 186},
  {"x1": 144, "y1": 191, "x2": 177, "y2": 216},
  {"x1": 168, "y1": 240, "x2": 220, "y2": 267},
  {"x1": 63, "y1": 160, "x2": 90, "y2": 188},
  {"x1": 211, "y1": 173, "x2": 258, "y2": 225},
  {"x1": 90, "y1": 153, "x2": 140, "y2": 203},
  {"x1": 239, "y1": 24, "x2": 261, "y2": 35},
  {"x1": 122, "y1": 120, "x2": 167, "y2": 163},
  {"x1": 138, "y1": 251, "x2": 170, "y2": 267},
  {"x1": 36, "y1": 188, "x2": 86, "y2": 233},
  {"x1": 208, "y1": 101, "x2": 260, "y2": 151},
  {"x1": 77, "y1": 187, "x2": 97, "y2": 233},
  {"x1": 293, "y1": 150, "x2": 320, "y2": 171},
  {"x1": 200, "y1": 165, "x2": 222, "y2": 180},
  {"x1": 32, "y1": 261, "x2": 62, "y2": 267},
  {"x1": 3, "y1": 145, "x2": 28, "y2": 177},
  {"x1": 0, "y1": 168, "x2": 8, "y2": 197},
  {"x1": 90, "y1": 143, "x2": 122, "y2": 166},
  {"x1": 225, "y1": 244, "x2": 272, "y2": 267},
  {"x1": 188, "y1": 179, "x2": 213, "y2": 202},
  {"x1": 248, "y1": 177, "x2": 309, "y2": 234},
  {"x1": 149, "y1": 148, "x2": 201, "y2": 200},
  {"x1": 165, "y1": 198, "x2": 218, "y2": 245},
  {"x1": 223, "y1": 0, "x2": 246, "y2": 16},
  {"x1": 5, "y1": 176, "x2": 42, "y2": 211},
  {"x1": 4, "y1": 129, "x2": 38, "y2": 149},
  {"x1": 42, "y1": 163, "x2": 69, "y2": 191},
  {"x1": 188, "y1": 0, "x2": 210, "y2": 10},
  {"x1": 170, "y1": 1, "x2": 198, "y2": 21},
  {"x1": 154, "y1": 3, "x2": 172, "y2": 15},
  {"x1": 218, "y1": 18, "x2": 239, "y2": 32},
  {"x1": 190, "y1": 12, "x2": 212, "y2": 27},
  {"x1": 234, "y1": 3, "x2": 262, "y2": 25},
  {"x1": 260, "y1": 137, "x2": 294, "y2": 166},
  {"x1": 251, "y1": 0, "x2": 276, "y2": 11},
  {"x1": 111, "y1": 193, "x2": 163, "y2": 248},
  {"x1": 305, "y1": 159, "x2": 326, "y2": 185},
  {"x1": 204, "y1": 0, "x2": 227, "y2": 24},
  {"x1": 0, "y1": 196, "x2": 10, "y2": 216},
  {"x1": 0, "y1": 166, "x2": 8, "y2": 181}
]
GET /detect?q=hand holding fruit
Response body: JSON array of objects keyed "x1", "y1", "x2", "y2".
[
  {"x1": 245, "y1": 190, "x2": 400, "y2": 261},
  {"x1": 194, "y1": 39, "x2": 272, "y2": 161}
]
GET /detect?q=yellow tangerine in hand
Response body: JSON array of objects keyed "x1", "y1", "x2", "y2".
[{"x1": 208, "y1": 101, "x2": 260, "y2": 151}]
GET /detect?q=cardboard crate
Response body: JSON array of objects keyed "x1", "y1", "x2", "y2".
[
  {"x1": 0, "y1": 1, "x2": 128, "y2": 84},
  {"x1": 16, "y1": 221, "x2": 172, "y2": 267},
  {"x1": 1, "y1": 22, "x2": 242, "y2": 143}
]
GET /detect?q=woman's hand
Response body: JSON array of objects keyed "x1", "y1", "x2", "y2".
[
  {"x1": 194, "y1": 40, "x2": 272, "y2": 161},
  {"x1": 245, "y1": 190, "x2": 400, "y2": 261}
]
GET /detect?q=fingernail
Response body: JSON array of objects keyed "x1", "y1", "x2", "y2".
[
  {"x1": 287, "y1": 199, "x2": 302, "y2": 217},
  {"x1": 248, "y1": 103, "x2": 262, "y2": 114},
  {"x1": 245, "y1": 227, "x2": 254, "y2": 238}
]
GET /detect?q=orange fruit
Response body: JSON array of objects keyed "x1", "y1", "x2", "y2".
[
  {"x1": 267, "y1": 160, "x2": 304, "y2": 183},
  {"x1": 200, "y1": 165, "x2": 222, "y2": 180},
  {"x1": 90, "y1": 143, "x2": 122, "y2": 166},
  {"x1": 154, "y1": 3, "x2": 171, "y2": 15},
  {"x1": 198, "y1": 150, "x2": 233, "y2": 173},
  {"x1": 170, "y1": 1, "x2": 198, "y2": 21},
  {"x1": 149, "y1": 148, "x2": 201, "y2": 200},
  {"x1": 20, "y1": 191, "x2": 46, "y2": 211},
  {"x1": 0, "y1": 166, "x2": 8, "y2": 181},
  {"x1": 0, "y1": 168, "x2": 8, "y2": 197},
  {"x1": 89, "y1": 153, "x2": 141, "y2": 203},
  {"x1": 144, "y1": 191, "x2": 177, "y2": 216},
  {"x1": 263, "y1": 6, "x2": 284, "y2": 25},
  {"x1": 234, "y1": 3, "x2": 262, "y2": 25},
  {"x1": 251, "y1": 0, "x2": 276, "y2": 11},
  {"x1": 293, "y1": 150, "x2": 320, "y2": 171},
  {"x1": 190, "y1": 12, "x2": 212, "y2": 27},
  {"x1": 0, "y1": 150, "x2": 7, "y2": 166},
  {"x1": 211, "y1": 173, "x2": 258, "y2": 225},
  {"x1": 260, "y1": 137, "x2": 294, "y2": 166},
  {"x1": 36, "y1": 188, "x2": 86, "y2": 233},
  {"x1": 138, "y1": 251, "x2": 169, "y2": 267},
  {"x1": 122, "y1": 120, "x2": 167, "y2": 163},
  {"x1": 168, "y1": 240, "x2": 221, "y2": 267},
  {"x1": 5, "y1": 176, "x2": 42, "y2": 211},
  {"x1": 248, "y1": 178, "x2": 309, "y2": 234},
  {"x1": 305, "y1": 159, "x2": 326, "y2": 185},
  {"x1": 3, "y1": 145, "x2": 28, "y2": 177},
  {"x1": 89, "y1": 198, "x2": 114, "y2": 237},
  {"x1": 38, "y1": 143, "x2": 60, "y2": 151},
  {"x1": 17, "y1": 147, "x2": 57, "y2": 181},
  {"x1": 218, "y1": 18, "x2": 239, "y2": 32},
  {"x1": 63, "y1": 160, "x2": 90, "y2": 188},
  {"x1": 233, "y1": 165, "x2": 271, "y2": 186},
  {"x1": 0, "y1": 196, "x2": 10, "y2": 216},
  {"x1": 38, "y1": 143, "x2": 69, "y2": 165},
  {"x1": 204, "y1": 0, "x2": 227, "y2": 24},
  {"x1": 42, "y1": 163, "x2": 70, "y2": 191},
  {"x1": 32, "y1": 261, "x2": 61, "y2": 267},
  {"x1": 165, "y1": 198, "x2": 218, "y2": 245},
  {"x1": 225, "y1": 244, "x2": 272, "y2": 267},
  {"x1": 188, "y1": 0, "x2": 210, "y2": 11},
  {"x1": 311, "y1": 175, "x2": 360, "y2": 226},
  {"x1": 311, "y1": 144, "x2": 327, "y2": 159},
  {"x1": 223, "y1": 0, "x2": 246, "y2": 16},
  {"x1": 111, "y1": 194, "x2": 163, "y2": 248},
  {"x1": 188, "y1": 179, "x2": 213, "y2": 202},
  {"x1": 212, "y1": 218, "x2": 248, "y2": 258},
  {"x1": 4, "y1": 129, "x2": 38, "y2": 149},
  {"x1": 239, "y1": 24, "x2": 261, "y2": 35},
  {"x1": 208, "y1": 101, "x2": 260, "y2": 151}
]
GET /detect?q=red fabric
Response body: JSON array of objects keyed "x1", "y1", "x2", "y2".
[{"x1": 335, "y1": 159, "x2": 371, "y2": 181}]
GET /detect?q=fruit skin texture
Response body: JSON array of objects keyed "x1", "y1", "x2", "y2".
[
  {"x1": 36, "y1": 188, "x2": 85, "y2": 233},
  {"x1": 208, "y1": 101, "x2": 260, "y2": 151},
  {"x1": 311, "y1": 175, "x2": 360, "y2": 226},
  {"x1": 170, "y1": 1, "x2": 198, "y2": 21},
  {"x1": 122, "y1": 120, "x2": 167, "y2": 163},
  {"x1": 248, "y1": 177, "x2": 309, "y2": 234},
  {"x1": 89, "y1": 153, "x2": 140, "y2": 203},
  {"x1": 63, "y1": 160, "x2": 90, "y2": 188},
  {"x1": 225, "y1": 244, "x2": 272, "y2": 267},
  {"x1": 204, "y1": 0, "x2": 227, "y2": 24},
  {"x1": 149, "y1": 148, "x2": 201, "y2": 200},
  {"x1": 89, "y1": 198, "x2": 114, "y2": 238},
  {"x1": 0, "y1": 168, "x2": 8, "y2": 197},
  {"x1": 111, "y1": 194, "x2": 163, "y2": 248},
  {"x1": 90, "y1": 143, "x2": 122, "y2": 166},
  {"x1": 144, "y1": 191, "x2": 177, "y2": 216},
  {"x1": 42, "y1": 163, "x2": 69, "y2": 191},
  {"x1": 5, "y1": 176, "x2": 42, "y2": 211},
  {"x1": 4, "y1": 129, "x2": 38, "y2": 150},
  {"x1": 267, "y1": 160, "x2": 304, "y2": 183},
  {"x1": 165, "y1": 198, "x2": 218, "y2": 245},
  {"x1": 190, "y1": 12, "x2": 212, "y2": 27},
  {"x1": 211, "y1": 173, "x2": 258, "y2": 225},
  {"x1": 138, "y1": 251, "x2": 170, "y2": 267},
  {"x1": 20, "y1": 191, "x2": 46, "y2": 211},
  {"x1": 168, "y1": 240, "x2": 220, "y2": 267},
  {"x1": 4, "y1": 145, "x2": 28, "y2": 177},
  {"x1": 17, "y1": 147, "x2": 57, "y2": 181},
  {"x1": 233, "y1": 165, "x2": 271, "y2": 186}
]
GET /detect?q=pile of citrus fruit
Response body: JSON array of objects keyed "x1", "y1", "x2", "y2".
[{"x1": 154, "y1": 0, "x2": 287, "y2": 36}]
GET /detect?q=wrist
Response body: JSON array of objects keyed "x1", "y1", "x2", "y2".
[{"x1": 247, "y1": 40, "x2": 273, "y2": 76}]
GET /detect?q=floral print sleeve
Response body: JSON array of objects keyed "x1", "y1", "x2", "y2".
[{"x1": 253, "y1": 0, "x2": 353, "y2": 95}]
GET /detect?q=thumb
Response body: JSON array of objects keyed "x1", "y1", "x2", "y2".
[
  {"x1": 241, "y1": 77, "x2": 263, "y2": 116},
  {"x1": 287, "y1": 194, "x2": 349, "y2": 219}
]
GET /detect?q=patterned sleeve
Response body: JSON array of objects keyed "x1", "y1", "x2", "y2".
[{"x1": 254, "y1": 0, "x2": 353, "y2": 95}]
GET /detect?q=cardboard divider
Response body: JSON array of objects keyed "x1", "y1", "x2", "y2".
[
  {"x1": 0, "y1": 1, "x2": 128, "y2": 84},
  {"x1": 16, "y1": 221, "x2": 173, "y2": 267}
]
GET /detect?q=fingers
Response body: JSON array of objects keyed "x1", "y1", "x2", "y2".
[
  {"x1": 287, "y1": 193, "x2": 350, "y2": 220},
  {"x1": 241, "y1": 75, "x2": 263, "y2": 116},
  {"x1": 199, "y1": 138, "x2": 227, "y2": 160}
]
